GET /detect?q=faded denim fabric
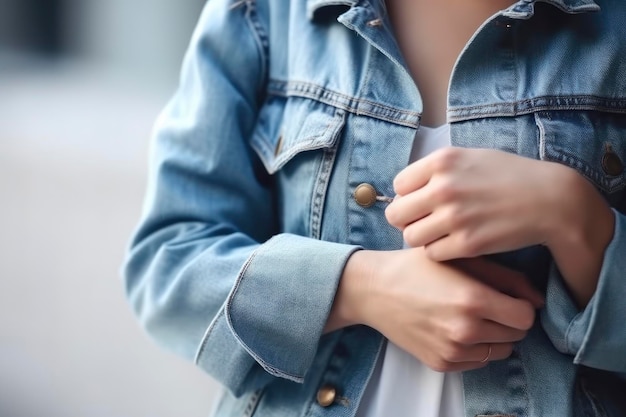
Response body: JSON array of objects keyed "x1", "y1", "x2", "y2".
[{"x1": 123, "y1": 0, "x2": 626, "y2": 416}]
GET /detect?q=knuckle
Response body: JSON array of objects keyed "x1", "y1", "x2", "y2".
[
  {"x1": 432, "y1": 147, "x2": 461, "y2": 172},
  {"x1": 454, "y1": 288, "x2": 484, "y2": 315},
  {"x1": 430, "y1": 177, "x2": 458, "y2": 203},
  {"x1": 445, "y1": 205, "x2": 466, "y2": 228},
  {"x1": 448, "y1": 320, "x2": 477, "y2": 344},
  {"x1": 423, "y1": 243, "x2": 443, "y2": 261},
  {"x1": 441, "y1": 342, "x2": 465, "y2": 362},
  {"x1": 456, "y1": 231, "x2": 484, "y2": 258},
  {"x1": 430, "y1": 358, "x2": 452, "y2": 373}
]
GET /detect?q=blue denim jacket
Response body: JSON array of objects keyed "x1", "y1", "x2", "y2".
[{"x1": 123, "y1": 0, "x2": 626, "y2": 415}]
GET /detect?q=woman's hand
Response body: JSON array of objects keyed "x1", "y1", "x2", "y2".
[
  {"x1": 386, "y1": 147, "x2": 558, "y2": 260},
  {"x1": 385, "y1": 147, "x2": 615, "y2": 306},
  {"x1": 326, "y1": 248, "x2": 544, "y2": 372}
]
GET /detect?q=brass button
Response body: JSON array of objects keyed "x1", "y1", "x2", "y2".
[
  {"x1": 274, "y1": 134, "x2": 284, "y2": 156},
  {"x1": 316, "y1": 385, "x2": 336, "y2": 407},
  {"x1": 354, "y1": 183, "x2": 377, "y2": 208},
  {"x1": 602, "y1": 149, "x2": 623, "y2": 176}
]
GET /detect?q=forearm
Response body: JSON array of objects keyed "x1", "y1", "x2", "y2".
[
  {"x1": 325, "y1": 250, "x2": 376, "y2": 333},
  {"x1": 542, "y1": 162, "x2": 615, "y2": 307},
  {"x1": 541, "y1": 210, "x2": 626, "y2": 373}
]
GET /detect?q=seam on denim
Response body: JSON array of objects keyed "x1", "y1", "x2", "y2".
[
  {"x1": 272, "y1": 80, "x2": 420, "y2": 122},
  {"x1": 346, "y1": 115, "x2": 357, "y2": 245},
  {"x1": 250, "y1": 101, "x2": 344, "y2": 174},
  {"x1": 194, "y1": 306, "x2": 227, "y2": 365},
  {"x1": 552, "y1": 151, "x2": 624, "y2": 193},
  {"x1": 271, "y1": 125, "x2": 335, "y2": 173},
  {"x1": 243, "y1": 0, "x2": 269, "y2": 95},
  {"x1": 224, "y1": 237, "x2": 306, "y2": 383},
  {"x1": 504, "y1": 348, "x2": 530, "y2": 417},
  {"x1": 349, "y1": 335, "x2": 386, "y2": 410},
  {"x1": 519, "y1": 348, "x2": 531, "y2": 417},
  {"x1": 356, "y1": 25, "x2": 376, "y2": 119},
  {"x1": 534, "y1": 112, "x2": 547, "y2": 160},
  {"x1": 534, "y1": 112, "x2": 626, "y2": 193},
  {"x1": 511, "y1": 21, "x2": 520, "y2": 105},
  {"x1": 268, "y1": 79, "x2": 421, "y2": 128},
  {"x1": 310, "y1": 149, "x2": 332, "y2": 239},
  {"x1": 565, "y1": 310, "x2": 585, "y2": 357},
  {"x1": 448, "y1": 96, "x2": 626, "y2": 122},
  {"x1": 310, "y1": 112, "x2": 344, "y2": 239},
  {"x1": 243, "y1": 389, "x2": 264, "y2": 417}
]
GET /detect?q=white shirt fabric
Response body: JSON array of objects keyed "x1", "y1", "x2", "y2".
[{"x1": 355, "y1": 124, "x2": 464, "y2": 417}]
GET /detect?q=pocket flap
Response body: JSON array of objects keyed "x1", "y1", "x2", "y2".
[
  {"x1": 536, "y1": 111, "x2": 626, "y2": 194},
  {"x1": 250, "y1": 97, "x2": 345, "y2": 174}
]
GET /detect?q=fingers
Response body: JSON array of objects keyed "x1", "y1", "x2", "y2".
[
  {"x1": 476, "y1": 342, "x2": 512, "y2": 362},
  {"x1": 455, "y1": 258, "x2": 545, "y2": 309},
  {"x1": 480, "y1": 289, "x2": 536, "y2": 331},
  {"x1": 401, "y1": 210, "x2": 449, "y2": 248},
  {"x1": 444, "y1": 342, "x2": 514, "y2": 364},
  {"x1": 385, "y1": 189, "x2": 434, "y2": 229},
  {"x1": 392, "y1": 156, "x2": 433, "y2": 197},
  {"x1": 419, "y1": 342, "x2": 515, "y2": 373},
  {"x1": 445, "y1": 269, "x2": 537, "y2": 331},
  {"x1": 393, "y1": 147, "x2": 463, "y2": 196},
  {"x1": 446, "y1": 317, "x2": 528, "y2": 345}
]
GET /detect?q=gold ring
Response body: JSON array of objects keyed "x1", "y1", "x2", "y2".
[{"x1": 480, "y1": 344, "x2": 492, "y2": 363}]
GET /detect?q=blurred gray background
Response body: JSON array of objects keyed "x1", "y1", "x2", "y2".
[{"x1": 0, "y1": 1, "x2": 222, "y2": 416}]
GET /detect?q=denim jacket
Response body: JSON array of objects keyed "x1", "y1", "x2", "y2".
[{"x1": 123, "y1": 0, "x2": 626, "y2": 415}]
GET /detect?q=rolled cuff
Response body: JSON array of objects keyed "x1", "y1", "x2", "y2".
[
  {"x1": 541, "y1": 209, "x2": 626, "y2": 372},
  {"x1": 217, "y1": 234, "x2": 360, "y2": 382}
]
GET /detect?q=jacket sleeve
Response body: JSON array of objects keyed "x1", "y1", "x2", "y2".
[
  {"x1": 541, "y1": 208, "x2": 626, "y2": 378},
  {"x1": 122, "y1": 0, "x2": 360, "y2": 396}
]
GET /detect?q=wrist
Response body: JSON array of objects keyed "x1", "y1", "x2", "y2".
[
  {"x1": 541, "y1": 163, "x2": 615, "y2": 306},
  {"x1": 543, "y1": 163, "x2": 614, "y2": 252},
  {"x1": 324, "y1": 250, "x2": 378, "y2": 332}
]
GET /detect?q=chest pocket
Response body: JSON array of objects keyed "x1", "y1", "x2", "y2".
[
  {"x1": 535, "y1": 111, "x2": 626, "y2": 211},
  {"x1": 249, "y1": 95, "x2": 346, "y2": 237},
  {"x1": 250, "y1": 95, "x2": 345, "y2": 175}
]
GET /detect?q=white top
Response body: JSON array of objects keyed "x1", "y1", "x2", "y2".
[{"x1": 355, "y1": 124, "x2": 464, "y2": 417}]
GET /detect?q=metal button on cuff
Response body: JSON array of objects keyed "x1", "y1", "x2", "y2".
[
  {"x1": 354, "y1": 183, "x2": 377, "y2": 208},
  {"x1": 316, "y1": 385, "x2": 337, "y2": 407}
]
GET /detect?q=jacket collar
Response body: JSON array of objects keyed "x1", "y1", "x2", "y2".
[
  {"x1": 306, "y1": 0, "x2": 356, "y2": 21},
  {"x1": 504, "y1": 0, "x2": 600, "y2": 18},
  {"x1": 306, "y1": 0, "x2": 600, "y2": 21},
  {"x1": 532, "y1": 0, "x2": 599, "y2": 12}
]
